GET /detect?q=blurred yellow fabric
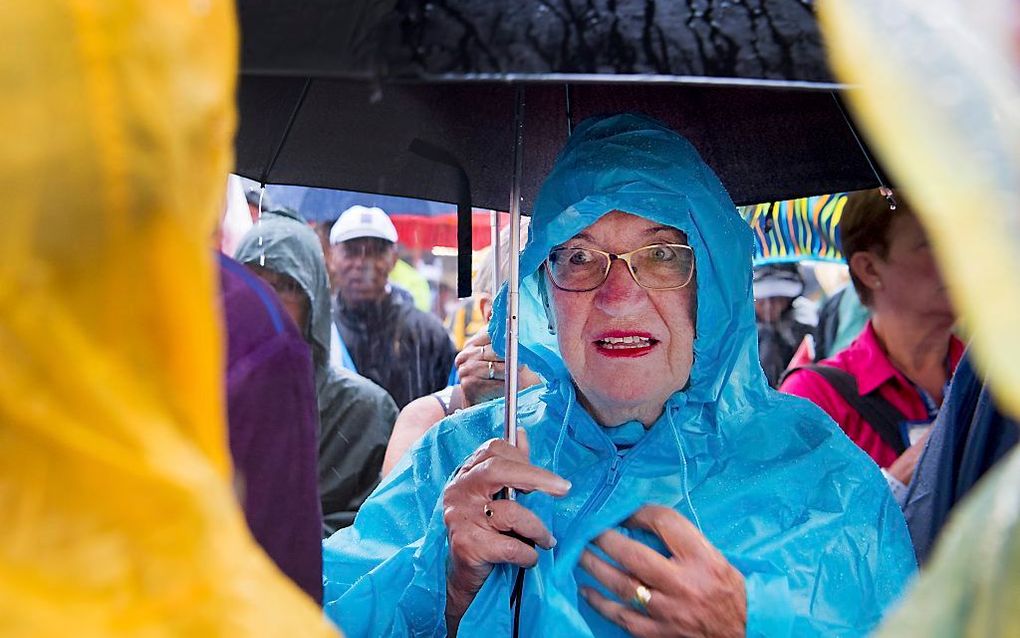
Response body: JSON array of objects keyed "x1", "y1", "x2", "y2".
[
  {"x1": 820, "y1": 0, "x2": 1020, "y2": 420},
  {"x1": 0, "y1": 2, "x2": 338, "y2": 635},
  {"x1": 821, "y1": 1, "x2": 1020, "y2": 636},
  {"x1": 874, "y1": 447, "x2": 1020, "y2": 637}
]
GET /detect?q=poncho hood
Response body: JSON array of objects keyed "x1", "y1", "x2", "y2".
[{"x1": 491, "y1": 113, "x2": 764, "y2": 408}]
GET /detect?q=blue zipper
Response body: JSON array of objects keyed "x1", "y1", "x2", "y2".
[
  {"x1": 606, "y1": 454, "x2": 621, "y2": 485},
  {"x1": 562, "y1": 396, "x2": 683, "y2": 539},
  {"x1": 568, "y1": 450, "x2": 628, "y2": 538}
]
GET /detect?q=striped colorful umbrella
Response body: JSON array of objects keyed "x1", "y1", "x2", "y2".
[{"x1": 740, "y1": 193, "x2": 848, "y2": 266}]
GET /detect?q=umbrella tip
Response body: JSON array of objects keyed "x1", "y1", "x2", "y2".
[{"x1": 879, "y1": 186, "x2": 898, "y2": 210}]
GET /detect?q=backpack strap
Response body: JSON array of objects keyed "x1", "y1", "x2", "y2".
[
  {"x1": 786, "y1": 364, "x2": 909, "y2": 455},
  {"x1": 813, "y1": 288, "x2": 844, "y2": 362}
]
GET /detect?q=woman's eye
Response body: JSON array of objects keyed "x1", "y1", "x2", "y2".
[
  {"x1": 568, "y1": 249, "x2": 594, "y2": 265},
  {"x1": 649, "y1": 246, "x2": 676, "y2": 262}
]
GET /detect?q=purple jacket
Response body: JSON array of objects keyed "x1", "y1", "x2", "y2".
[{"x1": 219, "y1": 254, "x2": 323, "y2": 603}]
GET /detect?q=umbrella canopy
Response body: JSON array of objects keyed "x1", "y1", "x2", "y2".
[
  {"x1": 262, "y1": 184, "x2": 458, "y2": 220},
  {"x1": 740, "y1": 193, "x2": 847, "y2": 266},
  {"x1": 234, "y1": 0, "x2": 888, "y2": 211}
]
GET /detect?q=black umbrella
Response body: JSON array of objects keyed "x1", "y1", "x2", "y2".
[
  {"x1": 235, "y1": 0, "x2": 886, "y2": 296},
  {"x1": 234, "y1": 0, "x2": 888, "y2": 444},
  {"x1": 236, "y1": 1, "x2": 884, "y2": 210},
  {"x1": 237, "y1": 79, "x2": 880, "y2": 210}
]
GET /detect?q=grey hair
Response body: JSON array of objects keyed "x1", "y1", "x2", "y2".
[{"x1": 472, "y1": 218, "x2": 529, "y2": 297}]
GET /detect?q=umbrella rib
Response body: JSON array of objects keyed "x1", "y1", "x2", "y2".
[
  {"x1": 260, "y1": 77, "x2": 313, "y2": 186},
  {"x1": 830, "y1": 90, "x2": 887, "y2": 189},
  {"x1": 564, "y1": 84, "x2": 574, "y2": 136}
]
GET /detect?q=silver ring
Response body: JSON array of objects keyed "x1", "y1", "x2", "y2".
[
  {"x1": 478, "y1": 345, "x2": 486, "y2": 358},
  {"x1": 487, "y1": 361, "x2": 495, "y2": 380}
]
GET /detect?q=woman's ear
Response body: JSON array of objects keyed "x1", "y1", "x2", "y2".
[
  {"x1": 478, "y1": 294, "x2": 493, "y2": 323},
  {"x1": 848, "y1": 251, "x2": 884, "y2": 294}
]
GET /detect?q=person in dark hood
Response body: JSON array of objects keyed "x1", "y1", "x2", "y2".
[
  {"x1": 752, "y1": 263, "x2": 815, "y2": 387},
  {"x1": 328, "y1": 205, "x2": 457, "y2": 409},
  {"x1": 235, "y1": 209, "x2": 398, "y2": 535}
]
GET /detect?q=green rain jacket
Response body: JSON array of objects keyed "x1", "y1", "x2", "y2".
[
  {"x1": 322, "y1": 115, "x2": 915, "y2": 635},
  {"x1": 235, "y1": 210, "x2": 397, "y2": 534}
]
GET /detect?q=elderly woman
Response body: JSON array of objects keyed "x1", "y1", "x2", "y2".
[{"x1": 323, "y1": 115, "x2": 915, "y2": 636}]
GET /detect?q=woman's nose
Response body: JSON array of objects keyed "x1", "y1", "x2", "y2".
[{"x1": 593, "y1": 259, "x2": 645, "y2": 313}]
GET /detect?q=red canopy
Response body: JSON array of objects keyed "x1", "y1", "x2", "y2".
[{"x1": 391, "y1": 212, "x2": 505, "y2": 251}]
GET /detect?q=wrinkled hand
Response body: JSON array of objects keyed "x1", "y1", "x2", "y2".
[
  {"x1": 580, "y1": 505, "x2": 746, "y2": 638},
  {"x1": 887, "y1": 428, "x2": 931, "y2": 485},
  {"x1": 443, "y1": 429, "x2": 570, "y2": 634},
  {"x1": 455, "y1": 330, "x2": 506, "y2": 407}
]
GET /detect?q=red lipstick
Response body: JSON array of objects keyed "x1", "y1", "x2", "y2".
[{"x1": 592, "y1": 330, "x2": 658, "y2": 358}]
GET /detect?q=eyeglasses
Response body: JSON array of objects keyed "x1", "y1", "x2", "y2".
[{"x1": 545, "y1": 243, "x2": 695, "y2": 292}]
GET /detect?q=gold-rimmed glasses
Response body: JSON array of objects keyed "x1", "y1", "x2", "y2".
[{"x1": 545, "y1": 243, "x2": 695, "y2": 292}]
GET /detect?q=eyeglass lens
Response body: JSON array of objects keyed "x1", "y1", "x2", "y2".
[{"x1": 547, "y1": 244, "x2": 693, "y2": 291}]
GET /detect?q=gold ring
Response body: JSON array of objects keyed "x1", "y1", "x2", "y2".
[
  {"x1": 487, "y1": 361, "x2": 495, "y2": 380},
  {"x1": 629, "y1": 584, "x2": 652, "y2": 612}
]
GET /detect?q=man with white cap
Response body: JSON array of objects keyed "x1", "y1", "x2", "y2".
[{"x1": 329, "y1": 205, "x2": 456, "y2": 408}]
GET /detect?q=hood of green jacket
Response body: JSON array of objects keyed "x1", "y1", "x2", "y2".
[{"x1": 235, "y1": 209, "x2": 332, "y2": 369}]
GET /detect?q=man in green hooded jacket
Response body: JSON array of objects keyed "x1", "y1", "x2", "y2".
[{"x1": 236, "y1": 209, "x2": 398, "y2": 535}]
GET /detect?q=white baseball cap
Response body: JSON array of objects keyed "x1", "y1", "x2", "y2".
[
  {"x1": 329, "y1": 205, "x2": 398, "y2": 245},
  {"x1": 752, "y1": 264, "x2": 805, "y2": 299}
]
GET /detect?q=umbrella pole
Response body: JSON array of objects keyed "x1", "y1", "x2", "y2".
[
  {"x1": 503, "y1": 87, "x2": 525, "y2": 496},
  {"x1": 257, "y1": 185, "x2": 267, "y2": 267},
  {"x1": 491, "y1": 210, "x2": 501, "y2": 301}
]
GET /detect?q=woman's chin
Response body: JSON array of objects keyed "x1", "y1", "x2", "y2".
[{"x1": 580, "y1": 382, "x2": 669, "y2": 414}]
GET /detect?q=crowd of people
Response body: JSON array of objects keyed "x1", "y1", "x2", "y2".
[
  {"x1": 212, "y1": 114, "x2": 1018, "y2": 637},
  {"x1": 8, "y1": 4, "x2": 1018, "y2": 635}
]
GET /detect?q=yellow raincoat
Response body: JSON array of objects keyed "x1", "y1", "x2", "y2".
[
  {"x1": 0, "y1": 2, "x2": 338, "y2": 635},
  {"x1": 821, "y1": 0, "x2": 1020, "y2": 635}
]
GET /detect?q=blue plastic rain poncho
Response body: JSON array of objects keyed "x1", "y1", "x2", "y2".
[{"x1": 323, "y1": 115, "x2": 916, "y2": 636}]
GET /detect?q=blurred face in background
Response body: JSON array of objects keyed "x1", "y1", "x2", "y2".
[
  {"x1": 332, "y1": 237, "x2": 397, "y2": 305},
  {"x1": 865, "y1": 212, "x2": 954, "y2": 323},
  {"x1": 247, "y1": 265, "x2": 311, "y2": 335},
  {"x1": 754, "y1": 296, "x2": 793, "y2": 323}
]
